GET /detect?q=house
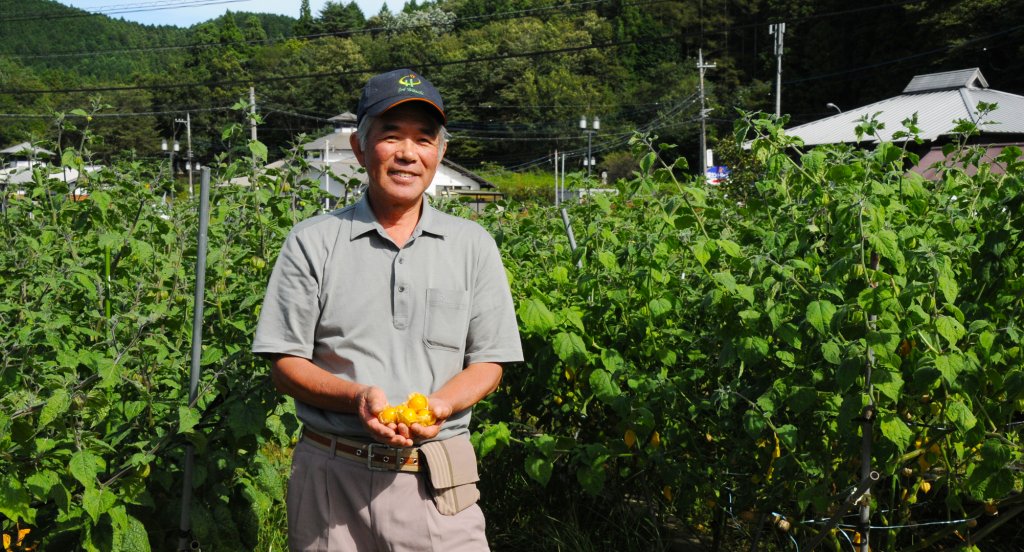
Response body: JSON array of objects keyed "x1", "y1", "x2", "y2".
[
  {"x1": 784, "y1": 68, "x2": 1024, "y2": 178},
  {"x1": 1, "y1": 142, "x2": 101, "y2": 193}
]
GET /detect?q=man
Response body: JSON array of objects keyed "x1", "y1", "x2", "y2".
[{"x1": 252, "y1": 69, "x2": 523, "y2": 551}]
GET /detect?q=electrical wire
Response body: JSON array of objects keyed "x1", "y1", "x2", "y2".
[
  {"x1": 0, "y1": 31, "x2": 680, "y2": 95},
  {"x1": 1, "y1": 0, "x2": 253, "y2": 22}
]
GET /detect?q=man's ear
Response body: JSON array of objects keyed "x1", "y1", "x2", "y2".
[{"x1": 350, "y1": 132, "x2": 366, "y2": 167}]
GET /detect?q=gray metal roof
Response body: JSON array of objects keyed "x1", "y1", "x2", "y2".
[
  {"x1": 785, "y1": 68, "x2": 1024, "y2": 146},
  {"x1": 1, "y1": 142, "x2": 54, "y2": 156},
  {"x1": 903, "y1": 67, "x2": 987, "y2": 93}
]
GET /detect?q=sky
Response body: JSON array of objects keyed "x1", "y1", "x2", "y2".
[{"x1": 59, "y1": 0, "x2": 407, "y2": 28}]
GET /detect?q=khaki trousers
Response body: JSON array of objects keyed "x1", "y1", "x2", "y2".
[{"x1": 287, "y1": 439, "x2": 489, "y2": 552}]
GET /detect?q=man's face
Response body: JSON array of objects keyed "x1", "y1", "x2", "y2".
[{"x1": 351, "y1": 103, "x2": 445, "y2": 210}]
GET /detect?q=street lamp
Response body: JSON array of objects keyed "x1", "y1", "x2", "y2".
[
  {"x1": 175, "y1": 114, "x2": 194, "y2": 197},
  {"x1": 161, "y1": 138, "x2": 179, "y2": 178},
  {"x1": 579, "y1": 115, "x2": 599, "y2": 177}
]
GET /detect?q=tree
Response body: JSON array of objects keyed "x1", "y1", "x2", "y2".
[
  {"x1": 317, "y1": 1, "x2": 366, "y2": 34},
  {"x1": 296, "y1": 0, "x2": 315, "y2": 35}
]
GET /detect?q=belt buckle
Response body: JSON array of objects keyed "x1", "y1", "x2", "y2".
[{"x1": 367, "y1": 443, "x2": 401, "y2": 472}]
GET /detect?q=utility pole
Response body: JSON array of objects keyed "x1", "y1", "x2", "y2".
[
  {"x1": 175, "y1": 113, "x2": 193, "y2": 198},
  {"x1": 697, "y1": 48, "x2": 715, "y2": 179},
  {"x1": 769, "y1": 22, "x2": 786, "y2": 117},
  {"x1": 249, "y1": 86, "x2": 258, "y2": 171},
  {"x1": 553, "y1": 150, "x2": 559, "y2": 206}
]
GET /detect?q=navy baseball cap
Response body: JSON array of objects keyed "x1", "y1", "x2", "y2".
[{"x1": 356, "y1": 69, "x2": 446, "y2": 125}]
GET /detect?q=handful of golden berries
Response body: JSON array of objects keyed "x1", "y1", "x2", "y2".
[{"x1": 377, "y1": 392, "x2": 437, "y2": 426}]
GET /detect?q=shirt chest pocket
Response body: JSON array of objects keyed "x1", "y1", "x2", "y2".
[{"x1": 423, "y1": 288, "x2": 471, "y2": 352}]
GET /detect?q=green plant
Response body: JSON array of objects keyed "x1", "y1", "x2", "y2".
[
  {"x1": 474, "y1": 109, "x2": 1024, "y2": 549},
  {"x1": 0, "y1": 127, "x2": 325, "y2": 549}
]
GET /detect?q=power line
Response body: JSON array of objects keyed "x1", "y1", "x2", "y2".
[
  {"x1": 0, "y1": 31, "x2": 680, "y2": 95},
  {"x1": 0, "y1": 0, "x2": 252, "y2": 22}
]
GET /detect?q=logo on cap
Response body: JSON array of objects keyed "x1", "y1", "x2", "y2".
[{"x1": 397, "y1": 74, "x2": 424, "y2": 96}]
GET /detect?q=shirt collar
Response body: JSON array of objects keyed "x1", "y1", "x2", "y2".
[{"x1": 350, "y1": 194, "x2": 447, "y2": 242}]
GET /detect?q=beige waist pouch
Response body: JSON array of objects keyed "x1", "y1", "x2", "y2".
[{"x1": 419, "y1": 435, "x2": 480, "y2": 516}]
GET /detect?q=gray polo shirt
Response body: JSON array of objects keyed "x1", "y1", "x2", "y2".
[{"x1": 253, "y1": 195, "x2": 523, "y2": 441}]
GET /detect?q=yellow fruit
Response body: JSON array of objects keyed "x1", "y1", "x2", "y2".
[
  {"x1": 398, "y1": 406, "x2": 420, "y2": 426},
  {"x1": 920, "y1": 481, "x2": 932, "y2": 494},
  {"x1": 662, "y1": 485, "x2": 672, "y2": 501},
  {"x1": 407, "y1": 393, "x2": 429, "y2": 411},
  {"x1": 417, "y1": 409, "x2": 436, "y2": 426},
  {"x1": 377, "y1": 407, "x2": 397, "y2": 424},
  {"x1": 649, "y1": 431, "x2": 661, "y2": 448},
  {"x1": 624, "y1": 429, "x2": 637, "y2": 449}
]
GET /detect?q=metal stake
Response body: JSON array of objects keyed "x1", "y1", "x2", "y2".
[{"x1": 178, "y1": 168, "x2": 211, "y2": 552}]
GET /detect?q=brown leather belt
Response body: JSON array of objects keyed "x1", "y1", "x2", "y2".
[{"x1": 302, "y1": 427, "x2": 423, "y2": 473}]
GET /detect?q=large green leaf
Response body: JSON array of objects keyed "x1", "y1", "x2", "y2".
[
  {"x1": 472, "y1": 422, "x2": 511, "y2": 459},
  {"x1": 945, "y1": 400, "x2": 977, "y2": 432},
  {"x1": 0, "y1": 479, "x2": 35, "y2": 524},
  {"x1": 552, "y1": 331, "x2": 587, "y2": 364},
  {"x1": 38, "y1": 388, "x2": 71, "y2": 429},
  {"x1": 806, "y1": 300, "x2": 836, "y2": 335},
  {"x1": 519, "y1": 297, "x2": 557, "y2": 334},
  {"x1": 935, "y1": 316, "x2": 965, "y2": 346},
  {"x1": 69, "y1": 450, "x2": 104, "y2": 489},
  {"x1": 524, "y1": 456, "x2": 552, "y2": 486},
  {"x1": 879, "y1": 412, "x2": 913, "y2": 450},
  {"x1": 178, "y1": 405, "x2": 201, "y2": 434},
  {"x1": 588, "y1": 368, "x2": 621, "y2": 404}
]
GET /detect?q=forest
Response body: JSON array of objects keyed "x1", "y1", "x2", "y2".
[{"x1": 2, "y1": 0, "x2": 1023, "y2": 178}]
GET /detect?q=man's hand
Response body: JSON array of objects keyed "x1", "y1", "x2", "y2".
[{"x1": 358, "y1": 386, "x2": 414, "y2": 448}]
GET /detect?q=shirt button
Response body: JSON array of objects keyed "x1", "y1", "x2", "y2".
[
  {"x1": 399, "y1": 258, "x2": 404, "y2": 264},
  {"x1": 398, "y1": 286, "x2": 405, "y2": 292}
]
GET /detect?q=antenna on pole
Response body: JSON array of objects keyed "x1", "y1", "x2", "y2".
[
  {"x1": 697, "y1": 48, "x2": 716, "y2": 179},
  {"x1": 769, "y1": 22, "x2": 785, "y2": 117}
]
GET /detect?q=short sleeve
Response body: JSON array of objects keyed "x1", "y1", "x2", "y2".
[
  {"x1": 463, "y1": 233, "x2": 524, "y2": 366},
  {"x1": 252, "y1": 230, "x2": 322, "y2": 359}
]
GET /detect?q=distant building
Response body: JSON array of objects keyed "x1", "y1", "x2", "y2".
[
  {"x1": 0, "y1": 142, "x2": 99, "y2": 189},
  {"x1": 785, "y1": 68, "x2": 1024, "y2": 178}
]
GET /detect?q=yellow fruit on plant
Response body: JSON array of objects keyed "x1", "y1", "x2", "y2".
[
  {"x1": 624, "y1": 429, "x2": 637, "y2": 449},
  {"x1": 920, "y1": 481, "x2": 932, "y2": 494},
  {"x1": 649, "y1": 431, "x2": 661, "y2": 448}
]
